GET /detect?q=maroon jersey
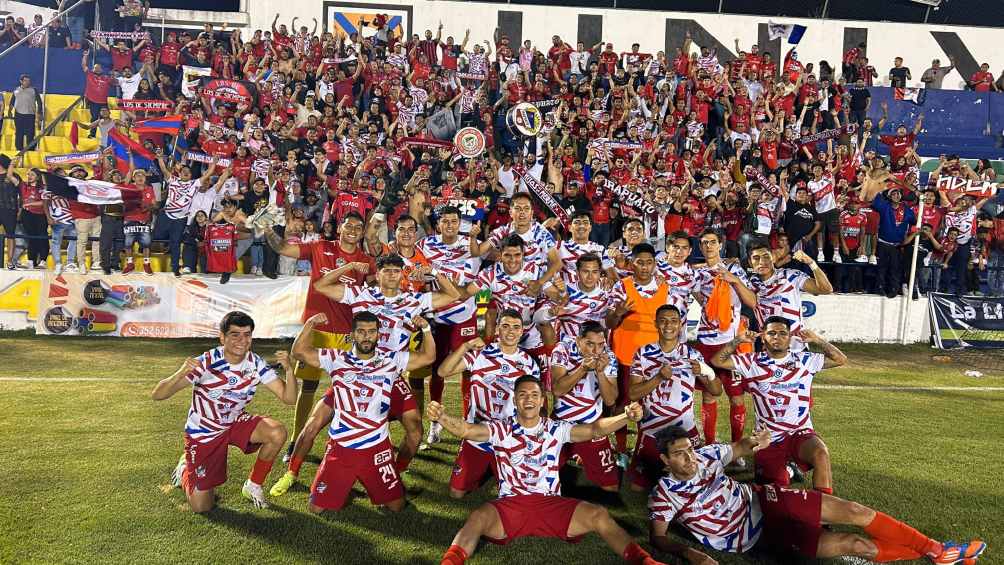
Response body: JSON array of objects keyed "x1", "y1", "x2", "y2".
[{"x1": 205, "y1": 223, "x2": 238, "y2": 273}]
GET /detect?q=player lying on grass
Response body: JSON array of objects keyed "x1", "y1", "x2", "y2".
[
  {"x1": 152, "y1": 311, "x2": 298, "y2": 512},
  {"x1": 290, "y1": 311, "x2": 436, "y2": 513},
  {"x1": 648, "y1": 425, "x2": 987, "y2": 564},
  {"x1": 430, "y1": 376, "x2": 667, "y2": 565},
  {"x1": 710, "y1": 317, "x2": 845, "y2": 494}
]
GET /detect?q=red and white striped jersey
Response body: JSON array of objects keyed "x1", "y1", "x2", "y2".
[
  {"x1": 750, "y1": 268, "x2": 809, "y2": 333},
  {"x1": 648, "y1": 443, "x2": 763, "y2": 552},
  {"x1": 464, "y1": 344, "x2": 540, "y2": 452},
  {"x1": 551, "y1": 339, "x2": 618, "y2": 424},
  {"x1": 557, "y1": 240, "x2": 614, "y2": 283},
  {"x1": 319, "y1": 348, "x2": 410, "y2": 449},
  {"x1": 183, "y1": 347, "x2": 278, "y2": 444},
  {"x1": 41, "y1": 190, "x2": 74, "y2": 225},
  {"x1": 553, "y1": 282, "x2": 614, "y2": 342},
  {"x1": 807, "y1": 174, "x2": 837, "y2": 213},
  {"x1": 338, "y1": 285, "x2": 433, "y2": 353},
  {"x1": 163, "y1": 178, "x2": 203, "y2": 220},
  {"x1": 487, "y1": 222, "x2": 556, "y2": 269},
  {"x1": 631, "y1": 342, "x2": 703, "y2": 439},
  {"x1": 489, "y1": 416, "x2": 572, "y2": 498},
  {"x1": 662, "y1": 262, "x2": 699, "y2": 319},
  {"x1": 417, "y1": 234, "x2": 479, "y2": 324},
  {"x1": 477, "y1": 261, "x2": 545, "y2": 326},
  {"x1": 693, "y1": 262, "x2": 751, "y2": 345},
  {"x1": 730, "y1": 350, "x2": 823, "y2": 443}
]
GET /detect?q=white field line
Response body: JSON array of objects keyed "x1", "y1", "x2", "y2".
[{"x1": 1, "y1": 377, "x2": 1003, "y2": 392}]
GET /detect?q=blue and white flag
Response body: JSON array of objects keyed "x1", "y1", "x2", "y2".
[{"x1": 767, "y1": 22, "x2": 807, "y2": 45}]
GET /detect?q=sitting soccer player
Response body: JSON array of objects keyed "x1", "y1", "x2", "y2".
[
  {"x1": 648, "y1": 426, "x2": 987, "y2": 564},
  {"x1": 152, "y1": 311, "x2": 298, "y2": 512},
  {"x1": 431, "y1": 377, "x2": 667, "y2": 565}
]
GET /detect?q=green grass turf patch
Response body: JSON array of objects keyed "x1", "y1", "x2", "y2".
[{"x1": 0, "y1": 338, "x2": 1000, "y2": 564}]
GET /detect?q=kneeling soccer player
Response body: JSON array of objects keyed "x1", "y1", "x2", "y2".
[
  {"x1": 431, "y1": 376, "x2": 666, "y2": 565},
  {"x1": 648, "y1": 426, "x2": 987, "y2": 564},
  {"x1": 152, "y1": 311, "x2": 298, "y2": 512}
]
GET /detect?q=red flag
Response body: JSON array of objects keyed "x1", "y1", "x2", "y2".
[{"x1": 69, "y1": 122, "x2": 79, "y2": 150}]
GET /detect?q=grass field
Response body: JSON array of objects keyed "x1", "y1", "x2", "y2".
[{"x1": 0, "y1": 335, "x2": 1001, "y2": 565}]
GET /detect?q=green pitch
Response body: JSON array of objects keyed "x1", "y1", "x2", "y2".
[{"x1": 0, "y1": 336, "x2": 1000, "y2": 564}]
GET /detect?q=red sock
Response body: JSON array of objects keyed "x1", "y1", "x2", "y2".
[
  {"x1": 395, "y1": 453, "x2": 412, "y2": 473},
  {"x1": 871, "y1": 539, "x2": 924, "y2": 562},
  {"x1": 701, "y1": 401, "x2": 718, "y2": 444},
  {"x1": 430, "y1": 374, "x2": 445, "y2": 403},
  {"x1": 289, "y1": 455, "x2": 304, "y2": 476},
  {"x1": 865, "y1": 512, "x2": 942, "y2": 559},
  {"x1": 729, "y1": 403, "x2": 746, "y2": 443},
  {"x1": 615, "y1": 427, "x2": 628, "y2": 453},
  {"x1": 441, "y1": 544, "x2": 468, "y2": 565},
  {"x1": 249, "y1": 457, "x2": 274, "y2": 486},
  {"x1": 622, "y1": 542, "x2": 659, "y2": 564}
]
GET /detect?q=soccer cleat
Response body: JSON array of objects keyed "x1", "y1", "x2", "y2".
[
  {"x1": 786, "y1": 462, "x2": 806, "y2": 483},
  {"x1": 934, "y1": 540, "x2": 987, "y2": 564},
  {"x1": 426, "y1": 421, "x2": 443, "y2": 445},
  {"x1": 268, "y1": 471, "x2": 297, "y2": 497},
  {"x1": 242, "y1": 479, "x2": 269, "y2": 509},
  {"x1": 171, "y1": 454, "x2": 186, "y2": 488},
  {"x1": 143, "y1": 262, "x2": 153, "y2": 275},
  {"x1": 122, "y1": 262, "x2": 135, "y2": 274}
]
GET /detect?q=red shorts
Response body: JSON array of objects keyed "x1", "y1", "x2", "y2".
[
  {"x1": 182, "y1": 413, "x2": 262, "y2": 493},
  {"x1": 449, "y1": 441, "x2": 496, "y2": 493},
  {"x1": 754, "y1": 429, "x2": 817, "y2": 486},
  {"x1": 864, "y1": 209, "x2": 880, "y2": 235},
  {"x1": 755, "y1": 484, "x2": 824, "y2": 558},
  {"x1": 486, "y1": 494, "x2": 583, "y2": 545},
  {"x1": 558, "y1": 437, "x2": 619, "y2": 488},
  {"x1": 616, "y1": 363, "x2": 631, "y2": 407},
  {"x1": 525, "y1": 344, "x2": 554, "y2": 392},
  {"x1": 309, "y1": 438, "x2": 404, "y2": 510},
  {"x1": 692, "y1": 341, "x2": 744, "y2": 396},
  {"x1": 627, "y1": 430, "x2": 699, "y2": 490},
  {"x1": 433, "y1": 316, "x2": 478, "y2": 373},
  {"x1": 322, "y1": 379, "x2": 417, "y2": 420}
]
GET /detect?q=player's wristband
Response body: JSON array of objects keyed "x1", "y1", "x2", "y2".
[{"x1": 422, "y1": 325, "x2": 433, "y2": 333}]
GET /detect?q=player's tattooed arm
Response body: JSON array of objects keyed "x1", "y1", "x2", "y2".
[
  {"x1": 710, "y1": 328, "x2": 756, "y2": 371},
  {"x1": 649, "y1": 520, "x2": 720, "y2": 565},
  {"x1": 152, "y1": 356, "x2": 200, "y2": 400},
  {"x1": 800, "y1": 328, "x2": 847, "y2": 368},
  {"x1": 426, "y1": 401, "x2": 489, "y2": 442},
  {"x1": 263, "y1": 225, "x2": 301, "y2": 258}
]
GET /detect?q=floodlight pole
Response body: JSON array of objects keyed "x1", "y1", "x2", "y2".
[{"x1": 900, "y1": 198, "x2": 926, "y2": 345}]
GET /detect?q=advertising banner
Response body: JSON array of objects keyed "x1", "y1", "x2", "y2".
[{"x1": 928, "y1": 292, "x2": 1004, "y2": 348}]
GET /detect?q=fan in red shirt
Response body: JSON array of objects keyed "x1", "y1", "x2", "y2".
[
  {"x1": 262, "y1": 212, "x2": 376, "y2": 458},
  {"x1": 969, "y1": 63, "x2": 996, "y2": 92},
  {"x1": 879, "y1": 114, "x2": 923, "y2": 166},
  {"x1": 205, "y1": 221, "x2": 239, "y2": 283}
]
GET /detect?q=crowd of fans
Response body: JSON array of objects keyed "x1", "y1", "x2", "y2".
[{"x1": 1, "y1": 5, "x2": 1004, "y2": 297}]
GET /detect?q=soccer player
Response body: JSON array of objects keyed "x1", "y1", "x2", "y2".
[
  {"x1": 263, "y1": 212, "x2": 375, "y2": 459},
  {"x1": 152, "y1": 311, "x2": 298, "y2": 512},
  {"x1": 556, "y1": 211, "x2": 617, "y2": 284},
  {"x1": 416, "y1": 205, "x2": 481, "y2": 446},
  {"x1": 747, "y1": 239, "x2": 833, "y2": 342},
  {"x1": 691, "y1": 228, "x2": 758, "y2": 450},
  {"x1": 476, "y1": 192, "x2": 562, "y2": 281},
  {"x1": 290, "y1": 311, "x2": 435, "y2": 513},
  {"x1": 550, "y1": 321, "x2": 620, "y2": 491},
  {"x1": 626, "y1": 305, "x2": 720, "y2": 491},
  {"x1": 431, "y1": 379, "x2": 667, "y2": 565},
  {"x1": 268, "y1": 254, "x2": 459, "y2": 496},
  {"x1": 648, "y1": 426, "x2": 986, "y2": 564},
  {"x1": 658, "y1": 231, "x2": 699, "y2": 319},
  {"x1": 710, "y1": 318, "x2": 846, "y2": 494},
  {"x1": 550, "y1": 253, "x2": 617, "y2": 342},
  {"x1": 438, "y1": 309, "x2": 540, "y2": 499}
]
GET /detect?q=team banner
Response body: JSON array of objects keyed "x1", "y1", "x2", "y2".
[
  {"x1": 603, "y1": 179, "x2": 657, "y2": 215},
  {"x1": 935, "y1": 175, "x2": 1000, "y2": 199},
  {"x1": 117, "y1": 99, "x2": 174, "y2": 112},
  {"x1": 184, "y1": 151, "x2": 232, "y2": 167},
  {"x1": 531, "y1": 99, "x2": 562, "y2": 110},
  {"x1": 89, "y1": 30, "x2": 150, "y2": 41},
  {"x1": 201, "y1": 78, "x2": 259, "y2": 106},
  {"x1": 44, "y1": 151, "x2": 102, "y2": 166},
  {"x1": 181, "y1": 65, "x2": 212, "y2": 98},
  {"x1": 399, "y1": 136, "x2": 455, "y2": 151},
  {"x1": 796, "y1": 123, "x2": 857, "y2": 146},
  {"x1": 929, "y1": 292, "x2": 1004, "y2": 348},
  {"x1": 202, "y1": 121, "x2": 245, "y2": 140},
  {"x1": 456, "y1": 72, "x2": 486, "y2": 81},
  {"x1": 36, "y1": 274, "x2": 309, "y2": 338},
  {"x1": 744, "y1": 165, "x2": 782, "y2": 197},
  {"x1": 512, "y1": 164, "x2": 570, "y2": 229}
]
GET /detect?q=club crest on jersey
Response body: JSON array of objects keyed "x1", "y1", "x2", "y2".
[
  {"x1": 196, "y1": 465, "x2": 206, "y2": 478},
  {"x1": 228, "y1": 375, "x2": 238, "y2": 385},
  {"x1": 316, "y1": 482, "x2": 327, "y2": 493}
]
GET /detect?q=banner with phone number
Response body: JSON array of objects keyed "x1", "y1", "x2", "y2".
[{"x1": 36, "y1": 273, "x2": 309, "y2": 338}]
